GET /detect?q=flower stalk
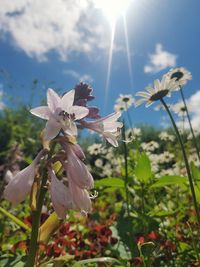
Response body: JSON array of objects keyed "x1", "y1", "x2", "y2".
[
  {"x1": 160, "y1": 98, "x2": 200, "y2": 227},
  {"x1": 122, "y1": 123, "x2": 130, "y2": 217},
  {"x1": 25, "y1": 146, "x2": 55, "y2": 267}
]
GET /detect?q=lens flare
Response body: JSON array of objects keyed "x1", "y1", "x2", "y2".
[{"x1": 94, "y1": 0, "x2": 131, "y2": 24}]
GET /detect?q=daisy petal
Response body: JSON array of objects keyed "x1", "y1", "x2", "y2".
[{"x1": 30, "y1": 106, "x2": 51, "y2": 120}]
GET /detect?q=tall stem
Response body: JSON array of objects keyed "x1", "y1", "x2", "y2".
[
  {"x1": 25, "y1": 173, "x2": 48, "y2": 267},
  {"x1": 25, "y1": 146, "x2": 55, "y2": 267},
  {"x1": 179, "y1": 86, "x2": 200, "y2": 162},
  {"x1": 161, "y1": 98, "x2": 200, "y2": 226},
  {"x1": 122, "y1": 123, "x2": 130, "y2": 217}
]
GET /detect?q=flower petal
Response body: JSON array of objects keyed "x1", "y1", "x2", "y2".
[
  {"x1": 68, "y1": 179, "x2": 92, "y2": 214},
  {"x1": 68, "y1": 105, "x2": 89, "y2": 120},
  {"x1": 66, "y1": 148, "x2": 94, "y2": 189},
  {"x1": 30, "y1": 106, "x2": 52, "y2": 120},
  {"x1": 61, "y1": 89, "x2": 75, "y2": 111},
  {"x1": 47, "y1": 88, "x2": 61, "y2": 112},
  {"x1": 49, "y1": 169, "x2": 72, "y2": 219},
  {"x1": 44, "y1": 118, "x2": 61, "y2": 141},
  {"x1": 64, "y1": 120, "x2": 78, "y2": 136},
  {"x1": 3, "y1": 150, "x2": 45, "y2": 206}
]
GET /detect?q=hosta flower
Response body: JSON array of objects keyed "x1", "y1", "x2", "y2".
[
  {"x1": 49, "y1": 168, "x2": 73, "y2": 219},
  {"x1": 165, "y1": 67, "x2": 192, "y2": 87},
  {"x1": 68, "y1": 179, "x2": 92, "y2": 215},
  {"x1": 62, "y1": 142, "x2": 94, "y2": 189},
  {"x1": 30, "y1": 88, "x2": 89, "y2": 141},
  {"x1": 135, "y1": 76, "x2": 177, "y2": 107},
  {"x1": 4, "y1": 150, "x2": 46, "y2": 206},
  {"x1": 81, "y1": 112, "x2": 123, "y2": 147}
]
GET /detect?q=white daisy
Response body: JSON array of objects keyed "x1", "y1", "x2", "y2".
[
  {"x1": 135, "y1": 76, "x2": 177, "y2": 107},
  {"x1": 165, "y1": 67, "x2": 192, "y2": 87}
]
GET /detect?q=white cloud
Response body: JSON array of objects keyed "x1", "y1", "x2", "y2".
[
  {"x1": 0, "y1": 0, "x2": 112, "y2": 61},
  {"x1": 63, "y1": 69, "x2": 93, "y2": 83},
  {"x1": 144, "y1": 43, "x2": 177, "y2": 73},
  {"x1": 175, "y1": 90, "x2": 200, "y2": 131},
  {"x1": 187, "y1": 90, "x2": 200, "y2": 130}
]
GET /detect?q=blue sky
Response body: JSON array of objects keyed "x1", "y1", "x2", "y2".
[{"x1": 0, "y1": 0, "x2": 200, "y2": 128}]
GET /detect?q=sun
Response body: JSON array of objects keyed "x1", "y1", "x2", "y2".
[{"x1": 94, "y1": 0, "x2": 131, "y2": 24}]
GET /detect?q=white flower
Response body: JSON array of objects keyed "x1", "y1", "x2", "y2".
[
  {"x1": 141, "y1": 141, "x2": 159, "y2": 152},
  {"x1": 4, "y1": 150, "x2": 46, "y2": 206},
  {"x1": 171, "y1": 101, "x2": 187, "y2": 117},
  {"x1": 30, "y1": 88, "x2": 89, "y2": 141},
  {"x1": 94, "y1": 159, "x2": 103, "y2": 168},
  {"x1": 135, "y1": 76, "x2": 177, "y2": 107},
  {"x1": 159, "y1": 131, "x2": 175, "y2": 141},
  {"x1": 81, "y1": 112, "x2": 123, "y2": 147},
  {"x1": 87, "y1": 143, "x2": 104, "y2": 155},
  {"x1": 114, "y1": 94, "x2": 134, "y2": 111},
  {"x1": 165, "y1": 67, "x2": 192, "y2": 87},
  {"x1": 114, "y1": 103, "x2": 126, "y2": 112}
]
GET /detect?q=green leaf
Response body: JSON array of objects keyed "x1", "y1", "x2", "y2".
[
  {"x1": 148, "y1": 209, "x2": 178, "y2": 217},
  {"x1": 151, "y1": 175, "x2": 187, "y2": 189},
  {"x1": 135, "y1": 153, "x2": 152, "y2": 183},
  {"x1": 0, "y1": 206, "x2": 31, "y2": 232},
  {"x1": 72, "y1": 257, "x2": 122, "y2": 266},
  {"x1": 0, "y1": 255, "x2": 27, "y2": 267},
  {"x1": 95, "y1": 177, "x2": 124, "y2": 188},
  {"x1": 194, "y1": 184, "x2": 200, "y2": 202},
  {"x1": 191, "y1": 162, "x2": 200, "y2": 181}
]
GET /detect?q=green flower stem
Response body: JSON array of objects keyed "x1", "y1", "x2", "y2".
[
  {"x1": 25, "y1": 146, "x2": 55, "y2": 267},
  {"x1": 179, "y1": 86, "x2": 200, "y2": 162},
  {"x1": 25, "y1": 172, "x2": 48, "y2": 267},
  {"x1": 161, "y1": 98, "x2": 200, "y2": 226},
  {"x1": 122, "y1": 123, "x2": 130, "y2": 217}
]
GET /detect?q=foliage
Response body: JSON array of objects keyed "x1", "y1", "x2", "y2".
[{"x1": 1, "y1": 104, "x2": 200, "y2": 267}]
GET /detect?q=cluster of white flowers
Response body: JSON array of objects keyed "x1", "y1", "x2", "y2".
[
  {"x1": 87, "y1": 143, "x2": 106, "y2": 155},
  {"x1": 141, "y1": 141, "x2": 159, "y2": 152},
  {"x1": 159, "y1": 131, "x2": 175, "y2": 142}
]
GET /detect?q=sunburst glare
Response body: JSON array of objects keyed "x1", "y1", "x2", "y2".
[
  {"x1": 94, "y1": 0, "x2": 133, "y2": 109},
  {"x1": 94, "y1": 0, "x2": 131, "y2": 25}
]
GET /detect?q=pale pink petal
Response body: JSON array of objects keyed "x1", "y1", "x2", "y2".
[
  {"x1": 30, "y1": 106, "x2": 52, "y2": 120},
  {"x1": 68, "y1": 143, "x2": 85, "y2": 161},
  {"x1": 47, "y1": 88, "x2": 61, "y2": 112},
  {"x1": 68, "y1": 179, "x2": 92, "y2": 214},
  {"x1": 3, "y1": 150, "x2": 46, "y2": 206},
  {"x1": 49, "y1": 169, "x2": 73, "y2": 219},
  {"x1": 66, "y1": 148, "x2": 94, "y2": 189},
  {"x1": 68, "y1": 106, "x2": 89, "y2": 120},
  {"x1": 64, "y1": 120, "x2": 77, "y2": 136},
  {"x1": 44, "y1": 118, "x2": 61, "y2": 141},
  {"x1": 61, "y1": 89, "x2": 75, "y2": 111},
  {"x1": 103, "y1": 122, "x2": 123, "y2": 132},
  {"x1": 103, "y1": 132, "x2": 119, "y2": 147}
]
